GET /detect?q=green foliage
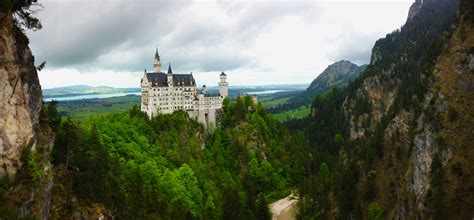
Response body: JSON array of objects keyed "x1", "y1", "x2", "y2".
[
  {"x1": 255, "y1": 193, "x2": 271, "y2": 220},
  {"x1": 50, "y1": 96, "x2": 299, "y2": 219},
  {"x1": 334, "y1": 133, "x2": 344, "y2": 146},
  {"x1": 0, "y1": 176, "x2": 11, "y2": 201},
  {"x1": 55, "y1": 95, "x2": 141, "y2": 121},
  {"x1": 293, "y1": 0, "x2": 459, "y2": 218},
  {"x1": 428, "y1": 153, "x2": 446, "y2": 220},
  {"x1": 0, "y1": 0, "x2": 43, "y2": 31},
  {"x1": 19, "y1": 147, "x2": 43, "y2": 187},
  {"x1": 45, "y1": 100, "x2": 61, "y2": 132},
  {"x1": 51, "y1": 117, "x2": 81, "y2": 166},
  {"x1": 367, "y1": 202, "x2": 384, "y2": 220}
]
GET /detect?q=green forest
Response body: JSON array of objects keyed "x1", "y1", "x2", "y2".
[
  {"x1": 41, "y1": 96, "x2": 305, "y2": 219},
  {"x1": 0, "y1": 0, "x2": 473, "y2": 219}
]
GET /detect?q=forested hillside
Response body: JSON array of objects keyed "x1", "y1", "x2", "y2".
[
  {"x1": 292, "y1": 0, "x2": 473, "y2": 219},
  {"x1": 44, "y1": 97, "x2": 305, "y2": 219},
  {"x1": 291, "y1": 61, "x2": 366, "y2": 107},
  {"x1": 1, "y1": 0, "x2": 472, "y2": 219},
  {"x1": 268, "y1": 60, "x2": 366, "y2": 114}
]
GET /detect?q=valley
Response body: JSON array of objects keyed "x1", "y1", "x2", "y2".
[
  {"x1": 52, "y1": 88, "x2": 309, "y2": 122},
  {"x1": 1, "y1": 0, "x2": 473, "y2": 219}
]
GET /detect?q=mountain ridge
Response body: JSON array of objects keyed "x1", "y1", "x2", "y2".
[
  {"x1": 303, "y1": 60, "x2": 367, "y2": 98},
  {"x1": 294, "y1": 0, "x2": 470, "y2": 218},
  {"x1": 268, "y1": 60, "x2": 366, "y2": 114}
]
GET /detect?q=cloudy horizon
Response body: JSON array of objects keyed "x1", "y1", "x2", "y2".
[{"x1": 27, "y1": 0, "x2": 413, "y2": 89}]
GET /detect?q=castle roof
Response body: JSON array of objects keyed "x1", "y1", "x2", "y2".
[
  {"x1": 220, "y1": 72, "x2": 226, "y2": 76},
  {"x1": 145, "y1": 72, "x2": 195, "y2": 87}
]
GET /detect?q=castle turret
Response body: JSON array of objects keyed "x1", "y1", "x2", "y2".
[
  {"x1": 219, "y1": 72, "x2": 228, "y2": 97},
  {"x1": 153, "y1": 48, "x2": 161, "y2": 72},
  {"x1": 202, "y1": 84, "x2": 207, "y2": 94},
  {"x1": 167, "y1": 62, "x2": 173, "y2": 87}
]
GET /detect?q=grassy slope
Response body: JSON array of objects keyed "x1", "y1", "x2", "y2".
[
  {"x1": 57, "y1": 95, "x2": 140, "y2": 121},
  {"x1": 57, "y1": 91, "x2": 309, "y2": 122},
  {"x1": 259, "y1": 96, "x2": 291, "y2": 108},
  {"x1": 272, "y1": 106, "x2": 310, "y2": 122}
]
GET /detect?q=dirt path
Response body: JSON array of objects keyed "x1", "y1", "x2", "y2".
[{"x1": 269, "y1": 194, "x2": 299, "y2": 220}]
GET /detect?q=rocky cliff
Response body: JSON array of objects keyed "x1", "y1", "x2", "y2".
[
  {"x1": 0, "y1": 11, "x2": 42, "y2": 176},
  {"x1": 301, "y1": 0, "x2": 472, "y2": 218},
  {"x1": 407, "y1": 0, "x2": 423, "y2": 22},
  {"x1": 344, "y1": 1, "x2": 462, "y2": 218},
  {"x1": 341, "y1": 0, "x2": 471, "y2": 218},
  {"x1": 428, "y1": 1, "x2": 474, "y2": 215},
  {"x1": 0, "y1": 10, "x2": 53, "y2": 219}
]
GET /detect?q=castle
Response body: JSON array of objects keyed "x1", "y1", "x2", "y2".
[{"x1": 140, "y1": 48, "x2": 228, "y2": 127}]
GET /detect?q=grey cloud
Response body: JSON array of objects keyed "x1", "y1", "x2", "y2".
[
  {"x1": 29, "y1": 0, "x2": 189, "y2": 69},
  {"x1": 327, "y1": 30, "x2": 379, "y2": 66},
  {"x1": 28, "y1": 0, "x2": 320, "y2": 73}
]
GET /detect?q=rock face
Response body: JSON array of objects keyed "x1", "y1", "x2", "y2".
[
  {"x1": 0, "y1": 12, "x2": 43, "y2": 176},
  {"x1": 337, "y1": 0, "x2": 464, "y2": 217},
  {"x1": 0, "y1": 11, "x2": 53, "y2": 220},
  {"x1": 269, "y1": 194, "x2": 298, "y2": 220},
  {"x1": 407, "y1": 0, "x2": 423, "y2": 21}
]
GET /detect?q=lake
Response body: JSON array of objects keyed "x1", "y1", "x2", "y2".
[
  {"x1": 44, "y1": 89, "x2": 288, "y2": 102},
  {"x1": 44, "y1": 92, "x2": 141, "y2": 102},
  {"x1": 246, "y1": 90, "x2": 288, "y2": 95}
]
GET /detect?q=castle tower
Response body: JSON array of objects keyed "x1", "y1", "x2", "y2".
[
  {"x1": 167, "y1": 62, "x2": 173, "y2": 87},
  {"x1": 153, "y1": 48, "x2": 161, "y2": 72},
  {"x1": 219, "y1": 72, "x2": 228, "y2": 97}
]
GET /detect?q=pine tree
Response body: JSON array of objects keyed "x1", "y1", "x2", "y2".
[{"x1": 255, "y1": 193, "x2": 271, "y2": 220}]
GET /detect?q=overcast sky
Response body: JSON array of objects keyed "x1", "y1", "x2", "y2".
[{"x1": 28, "y1": 0, "x2": 413, "y2": 89}]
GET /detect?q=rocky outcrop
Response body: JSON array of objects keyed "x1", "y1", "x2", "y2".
[
  {"x1": 0, "y1": 11, "x2": 54, "y2": 220},
  {"x1": 0, "y1": 12, "x2": 43, "y2": 176},
  {"x1": 269, "y1": 194, "x2": 298, "y2": 220},
  {"x1": 407, "y1": 0, "x2": 423, "y2": 22},
  {"x1": 338, "y1": 0, "x2": 461, "y2": 218}
]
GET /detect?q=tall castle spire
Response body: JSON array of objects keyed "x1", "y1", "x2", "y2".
[
  {"x1": 167, "y1": 62, "x2": 173, "y2": 74},
  {"x1": 153, "y1": 47, "x2": 161, "y2": 72},
  {"x1": 167, "y1": 62, "x2": 173, "y2": 86},
  {"x1": 154, "y1": 47, "x2": 160, "y2": 61}
]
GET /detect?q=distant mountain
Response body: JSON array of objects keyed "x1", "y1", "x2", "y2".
[
  {"x1": 268, "y1": 60, "x2": 366, "y2": 113},
  {"x1": 302, "y1": 60, "x2": 367, "y2": 98},
  {"x1": 43, "y1": 85, "x2": 140, "y2": 98},
  {"x1": 44, "y1": 84, "x2": 308, "y2": 99}
]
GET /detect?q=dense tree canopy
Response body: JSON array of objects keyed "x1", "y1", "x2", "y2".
[{"x1": 48, "y1": 97, "x2": 304, "y2": 219}]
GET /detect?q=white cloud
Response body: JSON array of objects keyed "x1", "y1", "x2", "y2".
[
  {"x1": 38, "y1": 68, "x2": 142, "y2": 89},
  {"x1": 28, "y1": 0, "x2": 413, "y2": 88}
]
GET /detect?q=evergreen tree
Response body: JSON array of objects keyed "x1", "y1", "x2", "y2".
[
  {"x1": 429, "y1": 153, "x2": 446, "y2": 220},
  {"x1": 255, "y1": 193, "x2": 271, "y2": 220}
]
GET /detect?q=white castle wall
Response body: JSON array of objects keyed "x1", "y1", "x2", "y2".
[{"x1": 140, "y1": 70, "x2": 227, "y2": 127}]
